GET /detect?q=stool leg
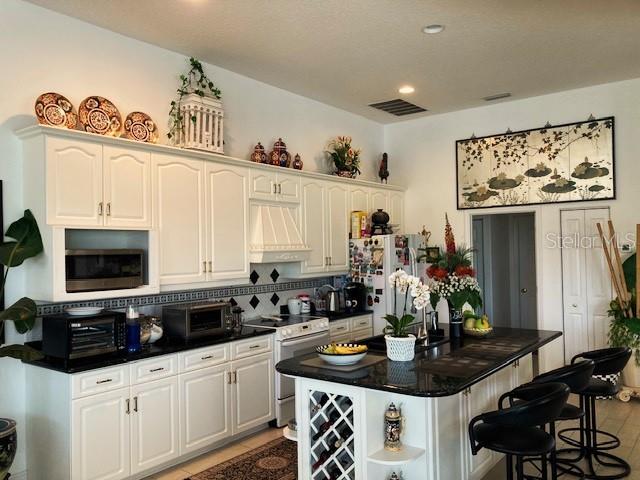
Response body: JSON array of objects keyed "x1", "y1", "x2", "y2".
[
  {"x1": 506, "y1": 454, "x2": 514, "y2": 480},
  {"x1": 549, "y1": 423, "x2": 558, "y2": 480},
  {"x1": 516, "y1": 456, "x2": 524, "y2": 480}
]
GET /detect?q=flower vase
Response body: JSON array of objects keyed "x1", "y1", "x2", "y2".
[
  {"x1": 448, "y1": 303, "x2": 463, "y2": 339},
  {"x1": 384, "y1": 334, "x2": 416, "y2": 361},
  {"x1": 334, "y1": 169, "x2": 356, "y2": 179}
]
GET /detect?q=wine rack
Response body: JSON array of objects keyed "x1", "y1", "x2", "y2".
[{"x1": 309, "y1": 390, "x2": 356, "y2": 480}]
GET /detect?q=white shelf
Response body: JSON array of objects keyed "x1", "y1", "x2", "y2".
[
  {"x1": 283, "y1": 426, "x2": 298, "y2": 442},
  {"x1": 367, "y1": 445, "x2": 425, "y2": 465}
]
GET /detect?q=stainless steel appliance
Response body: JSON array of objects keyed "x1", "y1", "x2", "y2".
[
  {"x1": 42, "y1": 311, "x2": 126, "y2": 360},
  {"x1": 65, "y1": 249, "x2": 144, "y2": 293},
  {"x1": 245, "y1": 314, "x2": 330, "y2": 427},
  {"x1": 162, "y1": 301, "x2": 234, "y2": 340}
]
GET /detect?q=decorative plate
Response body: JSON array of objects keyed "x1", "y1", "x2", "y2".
[
  {"x1": 123, "y1": 111, "x2": 158, "y2": 143},
  {"x1": 65, "y1": 307, "x2": 103, "y2": 316},
  {"x1": 78, "y1": 96, "x2": 122, "y2": 136},
  {"x1": 34, "y1": 92, "x2": 77, "y2": 129}
]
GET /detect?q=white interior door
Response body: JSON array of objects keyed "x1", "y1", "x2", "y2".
[
  {"x1": 103, "y1": 146, "x2": 152, "y2": 228},
  {"x1": 154, "y1": 154, "x2": 207, "y2": 285},
  {"x1": 46, "y1": 137, "x2": 103, "y2": 226},
  {"x1": 561, "y1": 208, "x2": 611, "y2": 363}
]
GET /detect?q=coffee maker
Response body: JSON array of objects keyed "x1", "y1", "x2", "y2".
[{"x1": 344, "y1": 282, "x2": 367, "y2": 313}]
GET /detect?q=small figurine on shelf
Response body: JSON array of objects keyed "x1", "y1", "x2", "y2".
[
  {"x1": 251, "y1": 142, "x2": 268, "y2": 163},
  {"x1": 384, "y1": 402, "x2": 403, "y2": 451},
  {"x1": 270, "y1": 138, "x2": 291, "y2": 167},
  {"x1": 388, "y1": 473, "x2": 401, "y2": 480},
  {"x1": 292, "y1": 153, "x2": 303, "y2": 170},
  {"x1": 379, "y1": 152, "x2": 390, "y2": 183}
]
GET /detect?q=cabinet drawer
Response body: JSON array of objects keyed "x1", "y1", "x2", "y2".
[
  {"x1": 351, "y1": 328, "x2": 373, "y2": 342},
  {"x1": 232, "y1": 335, "x2": 272, "y2": 360},
  {"x1": 72, "y1": 365, "x2": 129, "y2": 399},
  {"x1": 349, "y1": 315, "x2": 372, "y2": 332},
  {"x1": 179, "y1": 344, "x2": 230, "y2": 373},
  {"x1": 329, "y1": 319, "x2": 350, "y2": 337},
  {"x1": 130, "y1": 354, "x2": 177, "y2": 385}
]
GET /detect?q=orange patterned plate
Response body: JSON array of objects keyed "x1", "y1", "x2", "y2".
[
  {"x1": 78, "y1": 96, "x2": 122, "y2": 136},
  {"x1": 34, "y1": 92, "x2": 77, "y2": 129},
  {"x1": 123, "y1": 111, "x2": 158, "y2": 143}
]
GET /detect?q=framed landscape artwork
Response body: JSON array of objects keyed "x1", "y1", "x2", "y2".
[{"x1": 456, "y1": 116, "x2": 615, "y2": 210}]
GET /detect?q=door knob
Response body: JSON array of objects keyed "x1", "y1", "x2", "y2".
[{"x1": 520, "y1": 288, "x2": 527, "y2": 294}]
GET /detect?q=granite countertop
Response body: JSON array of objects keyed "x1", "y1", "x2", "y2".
[
  {"x1": 275, "y1": 327, "x2": 562, "y2": 397},
  {"x1": 23, "y1": 326, "x2": 273, "y2": 374},
  {"x1": 321, "y1": 310, "x2": 373, "y2": 322}
]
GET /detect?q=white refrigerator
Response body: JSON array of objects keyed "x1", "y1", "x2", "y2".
[{"x1": 348, "y1": 234, "x2": 429, "y2": 335}]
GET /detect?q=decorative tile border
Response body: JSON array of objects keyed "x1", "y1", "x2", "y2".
[{"x1": 36, "y1": 277, "x2": 335, "y2": 316}]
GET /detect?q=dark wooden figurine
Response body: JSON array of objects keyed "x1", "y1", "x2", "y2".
[{"x1": 379, "y1": 152, "x2": 389, "y2": 183}]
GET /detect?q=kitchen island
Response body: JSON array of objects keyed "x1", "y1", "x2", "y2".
[{"x1": 276, "y1": 327, "x2": 562, "y2": 480}]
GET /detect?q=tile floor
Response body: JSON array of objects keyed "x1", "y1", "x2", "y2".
[{"x1": 149, "y1": 397, "x2": 640, "y2": 480}]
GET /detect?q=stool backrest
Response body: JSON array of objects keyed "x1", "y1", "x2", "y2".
[
  {"x1": 533, "y1": 360, "x2": 595, "y2": 393},
  {"x1": 572, "y1": 347, "x2": 631, "y2": 376}
]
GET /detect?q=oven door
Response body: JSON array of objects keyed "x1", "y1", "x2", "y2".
[{"x1": 277, "y1": 330, "x2": 330, "y2": 400}]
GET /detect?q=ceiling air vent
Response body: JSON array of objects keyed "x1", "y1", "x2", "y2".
[
  {"x1": 369, "y1": 99, "x2": 427, "y2": 116},
  {"x1": 483, "y1": 92, "x2": 512, "y2": 102}
]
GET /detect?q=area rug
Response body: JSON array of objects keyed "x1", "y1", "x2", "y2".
[{"x1": 187, "y1": 437, "x2": 297, "y2": 480}]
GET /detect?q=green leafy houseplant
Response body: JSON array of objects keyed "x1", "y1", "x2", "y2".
[
  {"x1": 608, "y1": 253, "x2": 640, "y2": 366},
  {"x1": 0, "y1": 210, "x2": 44, "y2": 361},
  {"x1": 167, "y1": 57, "x2": 222, "y2": 141},
  {"x1": 326, "y1": 136, "x2": 361, "y2": 177}
]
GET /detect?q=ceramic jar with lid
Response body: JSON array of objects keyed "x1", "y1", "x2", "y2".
[
  {"x1": 251, "y1": 142, "x2": 268, "y2": 163},
  {"x1": 270, "y1": 138, "x2": 291, "y2": 167}
]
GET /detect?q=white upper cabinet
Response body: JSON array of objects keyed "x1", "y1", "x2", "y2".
[
  {"x1": 370, "y1": 189, "x2": 389, "y2": 215},
  {"x1": 103, "y1": 146, "x2": 152, "y2": 228},
  {"x1": 46, "y1": 137, "x2": 103, "y2": 226},
  {"x1": 389, "y1": 190, "x2": 405, "y2": 232},
  {"x1": 154, "y1": 154, "x2": 207, "y2": 285},
  {"x1": 300, "y1": 179, "x2": 328, "y2": 273},
  {"x1": 206, "y1": 164, "x2": 250, "y2": 280},
  {"x1": 249, "y1": 169, "x2": 300, "y2": 203},
  {"x1": 349, "y1": 187, "x2": 370, "y2": 214},
  {"x1": 326, "y1": 184, "x2": 349, "y2": 271}
]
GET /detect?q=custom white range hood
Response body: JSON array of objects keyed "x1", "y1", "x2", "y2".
[{"x1": 249, "y1": 204, "x2": 310, "y2": 263}]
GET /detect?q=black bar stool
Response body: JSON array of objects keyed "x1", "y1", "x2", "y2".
[
  {"x1": 504, "y1": 360, "x2": 595, "y2": 478},
  {"x1": 469, "y1": 382, "x2": 570, "y2": 480},
  {"x1": 556, "y1": 347, "x2": 632, "y2": 479}
]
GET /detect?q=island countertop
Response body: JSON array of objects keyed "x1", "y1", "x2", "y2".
[{"x1": 275, "y1": 327, "x2": 562, "y2": 397}]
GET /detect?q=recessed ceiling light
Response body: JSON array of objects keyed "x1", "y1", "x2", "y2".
[
  {"x1": 422, "y1": 24, "x2": 445, "y2": 34},
  {"x1": 398, "y1": 85, "x2": 415, "y2": 94}
]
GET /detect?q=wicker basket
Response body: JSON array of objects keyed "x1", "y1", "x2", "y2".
[
  {"x1": 385, "y1": 334, "x2": 416, "y2": 361},
  {"x1": 463, "y1": 327, "x2": 493, "y2": 338}
]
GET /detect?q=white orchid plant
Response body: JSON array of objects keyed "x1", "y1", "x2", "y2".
[{"x1": 385, "y1": 270, "x2": 431, "y2": 337}]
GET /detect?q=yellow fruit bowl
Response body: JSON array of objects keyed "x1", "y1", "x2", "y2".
[
  {"x1": 463, "y1": 326, "x2": 494, "y2": 337},
  {"x1": 316, "y1": 343, "x2": 368, "y2": 366}
]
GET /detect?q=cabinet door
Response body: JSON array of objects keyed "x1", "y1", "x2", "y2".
[
  {"x1": 130, "y1": 377, "x2": 179, "y2": 475},
  {"x1": 232, "y1": 352, "x2": 275, "y2": 434},
  {"x1": 206, "y1": 164, "x2": 250, "y2": 280},
  {"x1": 389, "y1": 191, "x2": 404, "y2": 232},
  {"x1": 370, "y1": 189, "x2": 389, "y2": 214},
  {"x1": 46, "y1": 137, "x2": 103, "y2": 226},
  {"x1": 179, "y1": 364, "x2": 232, "y2": 455},
  {"x1": 300, "y1": 179, "x2": 328, "y2": 273},
  {"x1": 154, "y1": 154, "x2": 207, "y2": 285},
  {"x1": 465, "y1": 376, "x2": 497, "y2": 479},
  {"x1": 103, "y1": 146, "x2": 152, "y2": 228},
  {"x1": 277, "y1": 172, "x2": 301, "y2": 203},
  {"x1": 349, "y1": 187, "x2": 370, "y2": 215},
  {"x1": 326, "y1": 183, "x2": 349, "y2": 272},
  {"x1": 249, "y1": 169, "x2": 277, "y2": 201},
  {"x1": 71, "y1": 388, "x2": 130, "y2": 480}
]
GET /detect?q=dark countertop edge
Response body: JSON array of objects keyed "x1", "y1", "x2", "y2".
[
  {"x1": 276, "y1": 330, "x2": 562, "y2": 398},
  {"x1": 320, "y1": 311, "x2": 374, "y2": 322},
  {"x1": 23, "y1": 328, "x2": 274, "y2": 374}
]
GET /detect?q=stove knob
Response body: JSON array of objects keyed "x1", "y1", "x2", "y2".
[{"x1": 284, "y1": 329, "x2": 292, "y2": 337}]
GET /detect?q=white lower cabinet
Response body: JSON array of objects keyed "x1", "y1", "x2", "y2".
[
  {"x1": 232, "y1": 352, "x2": 275, "y2": 434},
  {"x1": 130, "y1": 377, "x2": 180, "y2": 475},
  {"x1": 463, "y1": 376, "x2": 496, "y2": 479},
  {"x1": 180, "y1": 364, "x2": 232, "y2": 455},
  {"x1": 72, "y1": 387, "x2": 131, "y2": 480}
]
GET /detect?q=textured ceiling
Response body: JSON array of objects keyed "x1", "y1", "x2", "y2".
[{"x1": 26, "y1": 0, "x2": 640, "y2": 123}]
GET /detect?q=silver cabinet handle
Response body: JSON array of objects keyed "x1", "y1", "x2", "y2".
[
  {"x1": 149, "y1": 367, "x2": 164, "y2": 373},
  {"x1": 278, "y1": 184, "x2": 282, "y2": 194},
  {"x1": 98, "y1": 202, "x2": 103, "y2": 216},
  {"x1": 273, "y1": 184, "x2": 277, "y2": 194},
  {"x1": 203, "y1": 261, "x2": 207, "y2": 272},
  {"x1": 96, "y1": 378, "x2": 112, "y2": 384},
  {"x1": 227, "y1": 372, "x2": 232, "y2": 384},
  {"x1": 125, "y1": 398, "x2": 130, "y2": 414},
  {"x1": 249, "y1": 344, "x2": 260, "y2": 349},
  {"x1": 106, "y1": 202, "x2": 111, "y2": 216},
  {"x1": 233, "y1": 371, "x2": 238, "y2": 384},
  {"x1": 208, "y1": 261, "x2": 213, "y2": 273},
  {"x1": 133, "y1": 396, "x2": 138, "y2": 412},
  {"x1": 201, "y1": 355, "x2": 213, "y2": 360}
]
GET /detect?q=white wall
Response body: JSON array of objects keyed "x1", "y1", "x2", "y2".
[
  {"x1": 386, "y1": 77, "x2": 640, "y2": 372},
  {"x1": 0, "y1": 1, "x2": 384, "y2": 474}
]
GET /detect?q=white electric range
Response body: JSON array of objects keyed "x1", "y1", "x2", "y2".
[{"x1": 244, "y1": 314, "x2": 330, "y2": 427}]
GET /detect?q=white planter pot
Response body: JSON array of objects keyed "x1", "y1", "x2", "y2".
[
  {"x1": 385, "y1": 334, "x2": 416, "y2": 362},
  {"x1": 622, "y1": 353, "x2": 640, "y2": 388}
]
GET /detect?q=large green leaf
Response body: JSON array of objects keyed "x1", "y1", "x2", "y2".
[
  {"x1": 0, "y1": 210, "x2": 43, "y2": 267},
  {"x1": 0, "y1": 297, "x2": 37, "y2": 334},
  {"x1": 623, "y1": 253, "x2": 636, "y2": 292},
  {"x1": 622, "y1": 317, "x2": 640, "y2": 335},
  {"x1": 0, "y1": 344, "x2": 44, "y2": 361}
]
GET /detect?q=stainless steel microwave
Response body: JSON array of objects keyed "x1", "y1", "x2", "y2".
[
  {"x1": 65, "y1": 249, "x2": 144, "y2": 293},
  {"x1": 162, "y1": 301, "x2": 234, "y2": 340}
]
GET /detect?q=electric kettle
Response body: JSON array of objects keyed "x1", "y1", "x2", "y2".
[{"x1": 325, "y1": 289, "x2": 340, "y2": 313}]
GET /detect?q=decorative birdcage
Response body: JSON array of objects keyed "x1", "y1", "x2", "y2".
[{"x1": 174, "y1": 93, "x2": 224, "y2": 153}]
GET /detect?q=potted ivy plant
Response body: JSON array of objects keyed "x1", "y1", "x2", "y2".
[
  {"x1": 384, "y1": 270, "x2": 430, "y2": 361},
  {"x1": 0, "y1": 209, "x2": 44, "y2": 480}
]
